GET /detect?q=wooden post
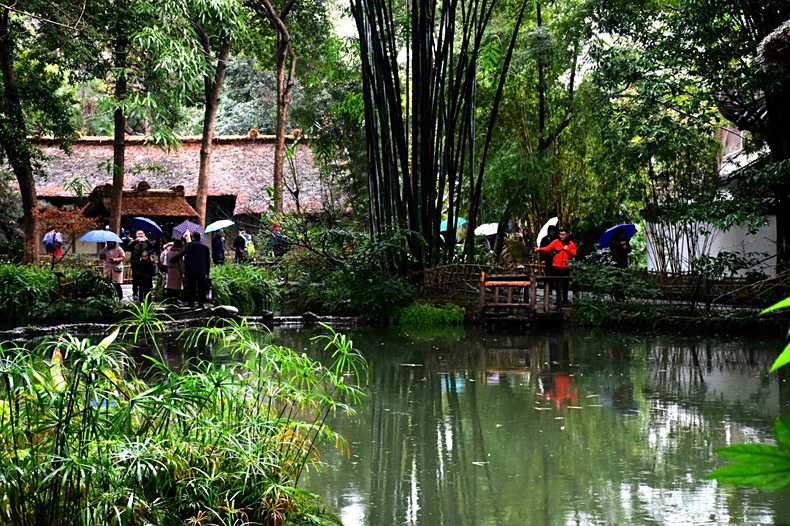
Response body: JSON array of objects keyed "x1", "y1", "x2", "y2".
[
  {"x1": 507, "y1": 286, "x2": 512, "y2": 304},
  {"x1": 530, "y1": 280, "x2": 536, "y2": 311},
  {"x1": 479, "y1": 272, "x2": 486, "y2": 308},
  {"x1": 543, "y1": 280, "x2": 550, "y2": 312}
]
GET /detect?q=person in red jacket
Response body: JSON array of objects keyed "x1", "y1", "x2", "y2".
[{"x1": 535, "y1": 226, "x2": 576, "y2": 305}]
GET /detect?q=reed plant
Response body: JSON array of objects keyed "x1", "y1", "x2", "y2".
[{"x1": 0, "y1": 320, "x2": 362, "y2": 525}]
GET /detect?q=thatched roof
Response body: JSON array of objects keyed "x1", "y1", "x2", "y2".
[
  {"x1": 758, "y1": 18, "x2": 790, "y2": 66},
  {"x1": 83, "y1": 183, "x2": 198, "y2": 219},
  {"x1": 30, "y1": 134, "x2": 326, "y2": 215}
]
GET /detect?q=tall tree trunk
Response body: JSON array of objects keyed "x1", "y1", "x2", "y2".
[
  {"x1": 196, "y1": 37, "x2": 231, "y2": 227},
  {"x1": 273, "y1": 41, "x2": 289, "y2": 213},
  {"x1": 0, "y1": 9, "x2": 38, "y2": 263},
  {"x1": 110, "y1": 4, "x2": 128, "y2": 234},
  {"x1": 248, "y1": 0, "x2": 297, "y2": 215}
]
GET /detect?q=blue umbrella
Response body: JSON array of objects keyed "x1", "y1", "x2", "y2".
[
  {"x1": 130, "y1": 216, "x2": 163, "y2": 239},
  {"x1": 204, "y1": 219, "x2": 235, "y2": 234},
  {"x1": 597, "y1": 223, "x2": 637, "y2": 249},
  {"x1": 440, "y1": 217, "x2": 467, "y2": 231},
  {"x1": 172, "y1": 220, "x2": 203, "y2": 241},
  {"x1": 80, "y1": 230, "x2": 123, "y2": 244}
]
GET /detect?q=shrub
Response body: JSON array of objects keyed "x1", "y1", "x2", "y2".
[
  {"x1": 0, "y1": 322, "x2": 360, "y2": 525},
  {"x1": 0, "y1": 263, "x2": 117, "y2": 327},
  {"x1": 273, "y1": 225, "x2": 416, "y2": 321},
  {"x1": 572, "y1": 259, "x2": 660, "y2": 301},
  {"x1": 392, "y1": 303, "x2": 465, "y2": 327},
  {"x1": 210, "y1": 264, "x2": 279, "y2": 315}
]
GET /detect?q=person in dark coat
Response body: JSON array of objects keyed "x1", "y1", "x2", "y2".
[
  {"x1": 539, "y1": 225, "x2": 559, "y2": 276},
  {"x1": 135, "y1": 250, "x2": 156, "y2": 301},
  {"x1": 233, "y1": 230, "x2": 247, "y2": 263},
  {"x1": 171, "y1": 232, "x2": 211, "y2": 307},
  {"x1": 608, "y1": 229, "x2": 632, "y2": 269},
  {"x1": 212, "y1": 232, "x2": 225, "y2": 265},
  {"x1": 128, "y1": 230, "x2": 155, "y2": 300}
]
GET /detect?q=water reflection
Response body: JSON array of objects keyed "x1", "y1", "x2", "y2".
[{"x1": 276, "y1": 327, "x2": 790, "y2": 526}]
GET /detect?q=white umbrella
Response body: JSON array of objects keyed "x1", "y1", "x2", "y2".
[
  {"x1": 536, "y1": 217, "x2": 559, "y2": 247},
  {"x1": 474, "y1": 223, "x2": 499, "y2": 236},
  {"x1": 205, "y1": 219, "x2": 235, "y2": 234}
]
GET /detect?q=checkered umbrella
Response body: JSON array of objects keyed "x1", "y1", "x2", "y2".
[{"x1": 172, "y1": 220, "x2": 203, "y2": 241}]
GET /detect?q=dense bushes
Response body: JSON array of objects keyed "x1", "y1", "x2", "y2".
[
  {"x1": 0, "y1": 263, "x2": 117, "y2": 327},
  {"x1": 0, "y1": 322, "x2": 359, "y2": 525},
  {"x1": 572, "y1": 259, "x2": 660, "y2": 301},
  {"x1": 210, "y1": 264, "x2": 279, "y2": 315},
  {"x1": 274, "y1": 226, "x2": 416, "y2": 322}
]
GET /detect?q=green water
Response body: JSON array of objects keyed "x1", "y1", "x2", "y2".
[{"x1": 276, "y1": 327, "x2": 790, "y2": 526}]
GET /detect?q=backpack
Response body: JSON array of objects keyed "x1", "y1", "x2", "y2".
[{"x1": 43, "y1": 230, "x2": 62, "y2": 252}]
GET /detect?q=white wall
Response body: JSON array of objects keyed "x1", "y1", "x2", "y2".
[{"x1": 646, "y1": 216, "x2": 777, "y2": 276}]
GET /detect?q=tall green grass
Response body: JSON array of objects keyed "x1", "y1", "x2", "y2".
[
  {"x1": 0, "y1": 321, "x2": 363, "y2": 525},
  {"x1": 210, "y1": 264, "x2": 280, "y2": 315},
  {"x1": 391, "y1": 303, "x2": 465, "y2": 327}
]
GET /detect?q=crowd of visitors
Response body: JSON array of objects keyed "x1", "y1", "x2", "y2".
[{"x1": 94, "y1": 222, "x2": 289, "y2": 306}]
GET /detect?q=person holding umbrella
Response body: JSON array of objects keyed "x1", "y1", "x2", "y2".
[
  {"x1": 171, "y1": 232, "x2": 211, "y2": 308},
  {"x1": 212, "y1": 232, "x2": 225, "y2": 265},
  {"x1": 535, "y1": 226, "x2": 576, "y2": 305},
  {"x1": 608, "y1": 229, "x2": 632, "y2": 268},
  {"x1": 128, "y1": 230, "x2": 156, "y2": 301},
  {"x1": 538, "y1": 225, "x2": 559, "y2": 275},
  {"x1": 99, "y1": 241, "x2": 125, "y2": 300}
]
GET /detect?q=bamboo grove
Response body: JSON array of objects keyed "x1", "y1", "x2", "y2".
[{"x1": 350, "y1": 0, "x2": 529, "y2": 269}]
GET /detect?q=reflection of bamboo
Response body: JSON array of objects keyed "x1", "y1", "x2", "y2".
[{"x1": 466, "y1": 371, "x2": 507, "y2": 524}]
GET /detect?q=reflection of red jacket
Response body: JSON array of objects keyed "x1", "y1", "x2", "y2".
[
  {"x1": 536, "y1": 239, "x2": 576, "y2": 269},
  {"x1": 546, "y1": 373, "x2": 577, "y2": 408}
]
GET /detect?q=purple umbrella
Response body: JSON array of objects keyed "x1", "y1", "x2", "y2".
[{"x1": 172, "y1": 220, "x2": 203, "y2": 241}]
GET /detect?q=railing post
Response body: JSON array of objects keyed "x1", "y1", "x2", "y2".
[
  {"x1": 479, "y1": 272, "x2": 486, "y2": 308},
  {"x1": 530, "y1": 279, "x2": 537, "y2": 311},
  {"x1": 543, "y1": 280, "x2": 550, "y2": 312}
]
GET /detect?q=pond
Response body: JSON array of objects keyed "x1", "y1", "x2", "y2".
[{"x1": 271, "y1": 327, "x2": 790, "y2": 526}]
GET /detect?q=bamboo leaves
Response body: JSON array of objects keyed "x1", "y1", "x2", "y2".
[
  {"x1": 708, "y1": 419, "x2": 790, "y2": 491},
  {"x1": 0, "y1": 322, "x2": 363, "y2": 524},
  {"x1": 760, "y1": 296, "x2": 790, "y2": 372}
]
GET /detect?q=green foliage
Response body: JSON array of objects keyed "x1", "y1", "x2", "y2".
[
  {"x1": 210, "y1": 264, "x2": 279, "y2": 315},
  {"x1": 571, "y1": 259, "x2": 660, "y2": 301},
  {"x1": 116, "y1": 294, "x2": 172, "y2": 352},
  {"x1": 0, "y1": 322, "x2": 360, "y2": 525},
  {"x1": 760, "y1": 298, "x2": 790, "y2": 372},
  {"x1": 0, "y1": 263, "x2": 118, "y2": 327},
  {"x1": 275, "y1": 224, "x2": 416, "y2": 321},
  {"x1": 392, "y1": 303, "x2": 465, "y2": 328},
  {"x1": 708, "y1": 419, "x2": 790, "y2": 491},
  {"x1": 709, "y1": 297, "x2": 790, "y2": 490},
  {"x1": 692, "y1": 251, "x2": 769, "y2": 281}
]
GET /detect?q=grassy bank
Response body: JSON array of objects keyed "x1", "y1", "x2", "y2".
[{"x1": 570, "y1": 297, "x2": 788, "y2": 335}]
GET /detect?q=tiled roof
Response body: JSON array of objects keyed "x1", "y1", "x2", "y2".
[{"x1": 30, "y1": 135, "x2": 325, "y2": 214}]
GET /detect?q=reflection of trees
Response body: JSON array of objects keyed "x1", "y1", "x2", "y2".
[{"x1": 280, "y1": 329, "x2": 789, "y2": 525}]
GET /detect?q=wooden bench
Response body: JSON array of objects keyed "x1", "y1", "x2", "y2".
[
  {"x1": 479, "y1": 271, "x2": 533, "y2": 309},
  {"x1": 480, "y1": 271, "x2": 573, "y2": 313}
]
